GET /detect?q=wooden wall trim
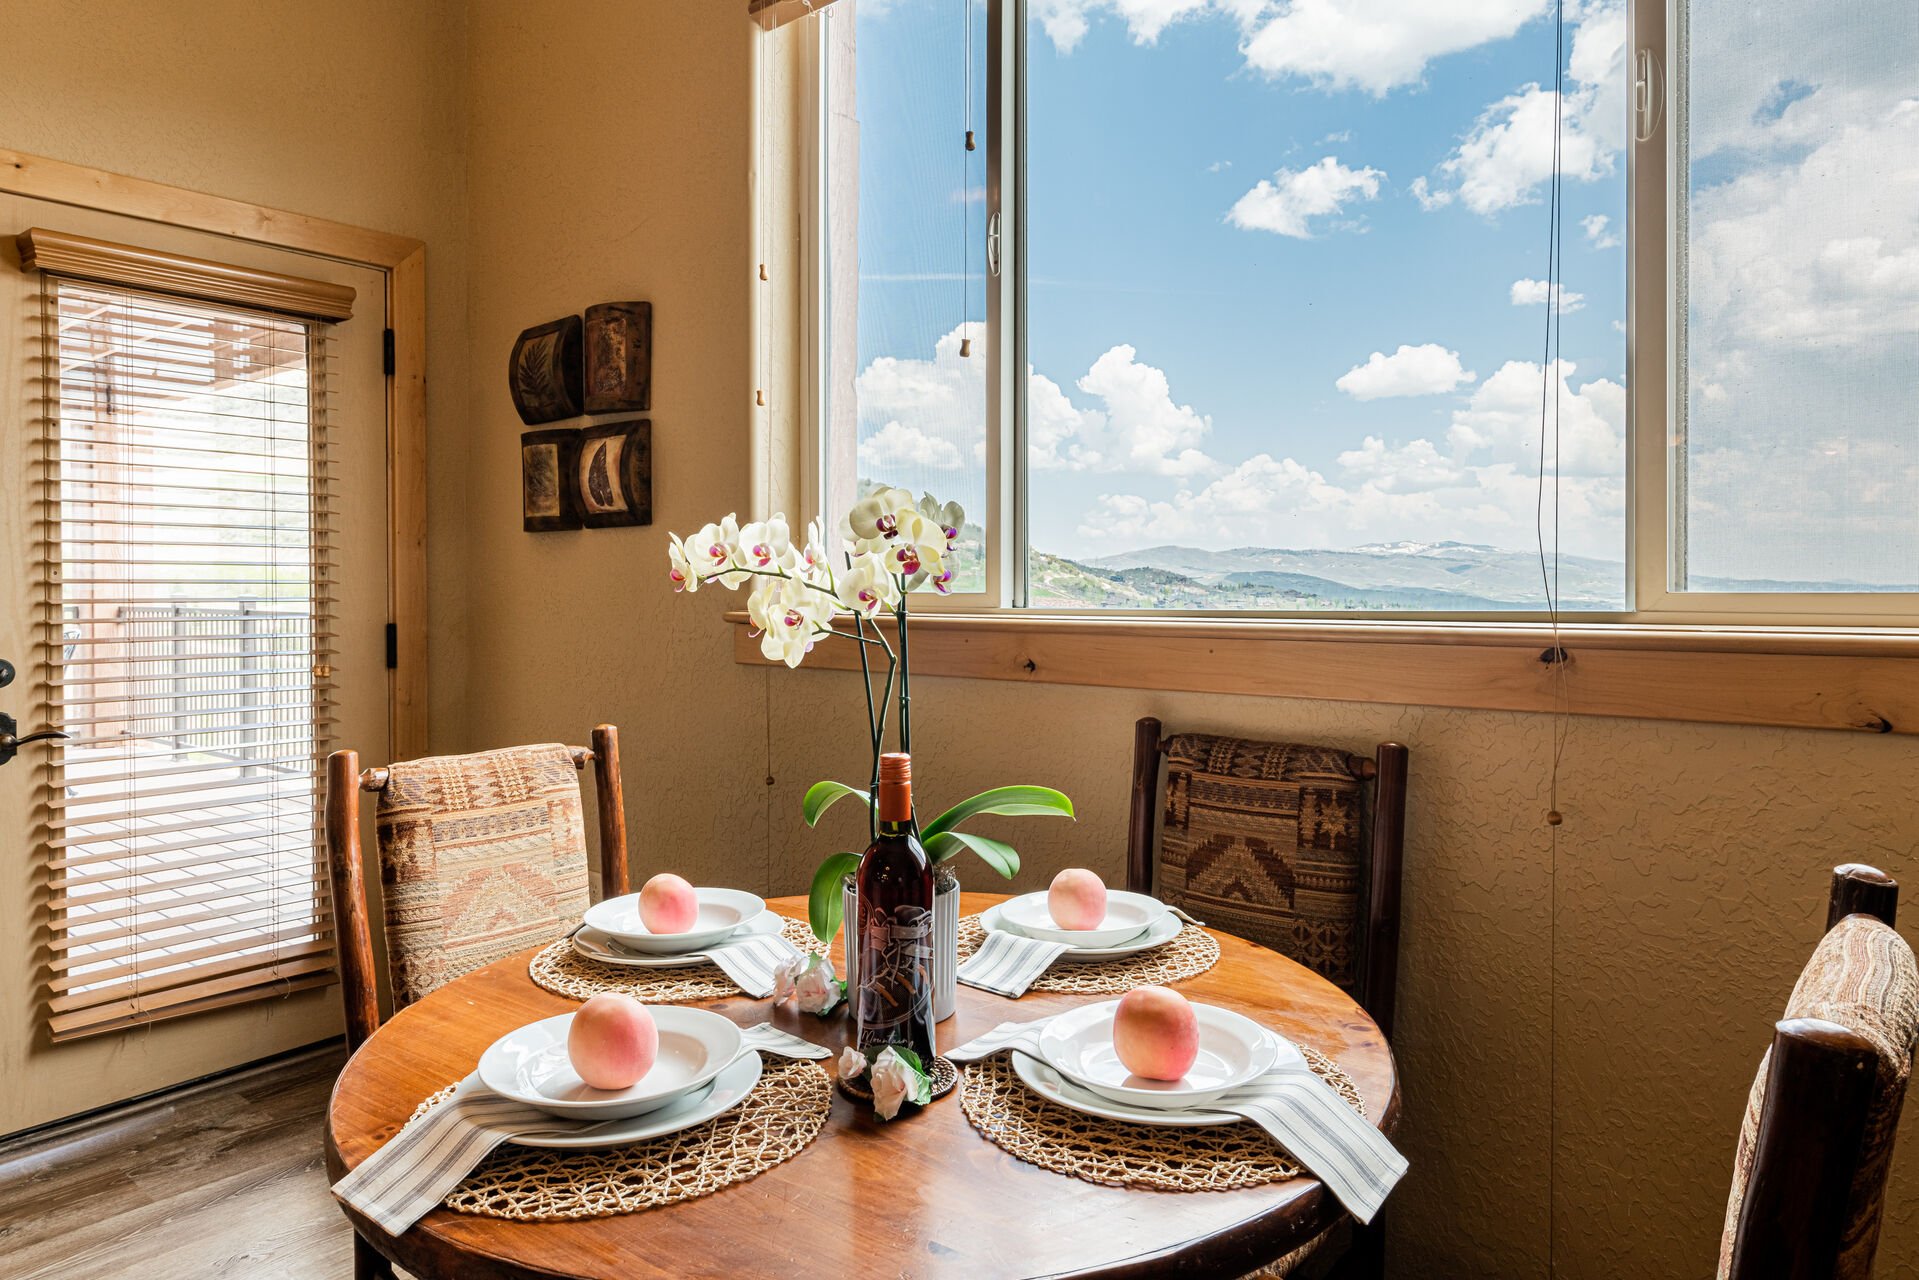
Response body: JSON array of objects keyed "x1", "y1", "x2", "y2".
[
  {"x1": 17, "y1": 227, "x2": 356, "y2": 319},
  {"x1": 727, "y1": 612, "x2": 1919, "y2": 735},
  {"x1": 2, "y1": 148, "x2": 429, "y2": 757}
]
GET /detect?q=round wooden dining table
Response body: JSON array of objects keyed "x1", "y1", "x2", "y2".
[{"x1": 326, "y1": 892, "x2": 1400, "y2": 1279}]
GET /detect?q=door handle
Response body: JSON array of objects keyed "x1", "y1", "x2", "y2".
[{"x1": 0, "y1": 712, "x2": 68, "y2": 767}]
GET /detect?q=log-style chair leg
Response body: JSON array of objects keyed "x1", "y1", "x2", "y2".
[{"x1": 354, "y1": 1232, "x2": 395, "y2": 1279}]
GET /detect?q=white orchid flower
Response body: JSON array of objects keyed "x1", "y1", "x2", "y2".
[
  {"x1": 668, "y1": 533, "x2": 699, "y2": 594},
  {"x1": 739, "y1": 516, "x2": 798, "y2": 573},
  {"x1": 836, "y1": 556, "x2": 898, "y2": 619},
  {"x1": 916, "y1": 495, "x2": 964, "y2": 549},
  {"x1": 881, "y1": 510, "x2": 950, "y2": 581},
  {"x1": 847, "y1": 486, "x2": 916, "y2": 545},
  {"x1": 757, "y1": 574, "x2": 839, "y2": 669},
  {"x1": 796, "y1": 519, "x2": 837, "y2": 586},
  {"x1": 685, "y1": 514, "x2": 748, "y2": 589}
]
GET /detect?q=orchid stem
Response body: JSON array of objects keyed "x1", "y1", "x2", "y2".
[
  {"x1": 896, "y1": 588, "x2": 912, "y2": 757},
  {"x1": 855, "y1": 613, "x2": 879, "y2": 841}
]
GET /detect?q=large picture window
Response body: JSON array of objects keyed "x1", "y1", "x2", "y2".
[{"x1": 804, "y1": 0, "x2": 1919, "y2": 621}]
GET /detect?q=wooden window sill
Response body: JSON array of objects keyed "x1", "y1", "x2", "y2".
[{"x1": 727, "y1": 611, "x2": 1919, "y2": 735}]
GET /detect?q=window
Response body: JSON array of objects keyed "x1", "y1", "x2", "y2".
[
  {"x1": 797, "y1": 0, "x2": 1919, "y2": 622},
  {"x1": 41, "y1": 279, "x2": 339, "y2": 1040}
]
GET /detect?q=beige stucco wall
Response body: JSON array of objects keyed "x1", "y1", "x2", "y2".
[
  {"x1": 456, "y1": 6, "x2": 1919, "y2": 1275},
  {"x1": 0, "y1": 0, "x2": 470, "y2": 1131}
]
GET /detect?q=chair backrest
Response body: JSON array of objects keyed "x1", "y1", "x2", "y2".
[
  {"x1": 324, "y1": 724, "x2": 631, "y2": 1052},
  {"x1": 1126, "y1": 716, "x2": 1409, "y2": 1039},
  {"x1": 1719, "y1": 865, "x2": 1919, "y2": 1280}
]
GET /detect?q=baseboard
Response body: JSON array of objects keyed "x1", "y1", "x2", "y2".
[{"x1": 0, "y1": 1037, "x2": 344, "y2": 1159}]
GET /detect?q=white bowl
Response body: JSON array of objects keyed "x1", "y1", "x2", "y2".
[
  {"x1": 584, "y1": 887, "x2": 767, "y2": 953},
  {"x1": 983, "y1": 902, "x2": 1183, "y2": 960},
  {"x1": 998, "y1": 889, "x2": 1166, "y2": 948},
  {"x1": 1036, "y1": 999, "x2": 1281, "y2": 1110},
  {"x1": 504, "y1": 1050, "x2": 763, "y2": 1149},
  {"x1": 477, "y1": 1006, "x2": 743, "y2": 1120},
  {"x1": 572, "y1": 910, "x2": 783, "y2": 968}
]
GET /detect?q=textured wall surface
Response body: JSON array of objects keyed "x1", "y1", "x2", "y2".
[
  {"x1": 457, "y1": 1, "x2": 771, "y2": 897},
  {"x1": 754, "y1": 667, "x2": 1919, "y2": 1276},
  {"x1": 0, "y1": 0, "x2": 470, "y2": 1132}
]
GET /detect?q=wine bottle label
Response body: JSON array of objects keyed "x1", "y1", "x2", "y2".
[{"x1": 857, "y1": 903, "x2": 934, "y2": 1042}]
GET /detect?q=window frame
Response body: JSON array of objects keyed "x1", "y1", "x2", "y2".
[{"x1": 796, "y1": 0, "x2": 1919, "y2": 629}]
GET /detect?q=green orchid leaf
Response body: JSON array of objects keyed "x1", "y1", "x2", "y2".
[
  {"x1": 921, "y1": 785, "x2": 1075, "y2": 839},
  {"x1": 807, "y1": 851, "x2": 863, "y2": 944},
  {"x1": 803, "y1": 780, "x2": 873, "y2": 828},
  {"x1": 925, "y1": 830, "x2": 1020, "y2": 879}
]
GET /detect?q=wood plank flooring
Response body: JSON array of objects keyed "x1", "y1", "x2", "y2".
[{"x1": 0, "y1": 1046, "x2": 380, "y2": 1279}]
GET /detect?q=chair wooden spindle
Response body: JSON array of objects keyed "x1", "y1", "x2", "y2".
[
  {"x1": 591, "y1": 723, "x2": 631, "y2": 899},
  {"x1": 1828, "y1": 863, "x2": 1897, "y2": 931},
  {"x1": 324, "y1": 749, "x2": 381, "y2": 1055},
  {"x1": 1361, "y1": 742, "x2": 1409, "y2": 1044},
  {"x1": 1126, "y1": 716, "x2": 1163, "y2": 896}
]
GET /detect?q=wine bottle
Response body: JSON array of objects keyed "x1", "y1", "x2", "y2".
[{"x1": 854, "y1": 752, "x2": 937, "y2": 1071}]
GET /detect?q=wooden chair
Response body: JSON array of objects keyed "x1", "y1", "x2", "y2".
[
  {"x1": 1129, "y1": 719, "x2": 1406, "y2": 1280},
  {"x1": 1718, "y1": 864, "x2": 1918, "y2": 1280},
  {"x1": 1127, "y1": 717, "x2": 1409, "y2": 1039},
  {"x1": 325, "y1": 727, "x2": 630, "y2": 1280}
]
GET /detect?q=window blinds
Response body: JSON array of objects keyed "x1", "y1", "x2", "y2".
[{"x1": 41, "y1": 279, "x2": 340, "y2": 1040}]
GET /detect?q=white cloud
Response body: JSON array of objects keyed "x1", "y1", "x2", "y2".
[
  {"x1": 1077, "y1": 358, "x2": 1627, "y2": 557},
  {"x1": 1581, "y1": 213, "x2": 1620, "y2": 248},
  {"x1": 1237, "y1": 0, "x2": 1545, "y2": 96},
  {"x1": 858, "y1": 420, "x2": 962, "y2": 471},
  {"x1": 1335, "y1": 344, "x2": 1475, "y2": 399},
  {"x1": 1419, "y1": 3, "x2": 1627, "y2": 214},
  {"x1": 1227, "y1": 156, "x2": 1383, "y2": 238},
  {"x1": 1034, "y1": 344, "x2": 1218, "y2": 476},
  {"x1": 1509, "y1": 277, "x2": 1587, "y2": 312},
  {"x1": 1206, "y1": 159, "x2": 1233, "y2": 173},
  {"x1": 1031, "y1": 0, "x2": 1210, "y2": 52}
]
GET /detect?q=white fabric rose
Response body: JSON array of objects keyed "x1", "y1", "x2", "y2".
[
  {"x1": 838, "y1": 1046, "x2": 868, "y2": 1080},
  {"x1": 792, "y1": 953, "x2": 843, "y2": 1014},
  {"x1": 868, "y1": 1046, "x2": 931, "y2": 1121}
]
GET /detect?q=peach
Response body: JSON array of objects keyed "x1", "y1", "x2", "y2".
[
  {"x1": 1048, "y1": 867, "x2": 1107, "y2": 931},
  {"x1": 639, "y1": 872, "x2": 698, "y2": 934},
  {"x1": 567, "y1": 994, "x2": 658, "y2": 1090},
  {"x1": 1112, "y1": 985, "x2": 1200, "y2": 1082}
]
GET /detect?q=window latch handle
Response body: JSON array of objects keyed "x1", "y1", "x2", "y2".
[
  {"x1": 1634, "y1": 47, "x2": 1665, "y2": 142},
  {"x1": 987, "y1": 211, "x2": 1002, "y2": 278}
]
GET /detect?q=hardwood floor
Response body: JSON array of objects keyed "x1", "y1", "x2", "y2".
[{"x1": 0, "y1": 1045, "x2": 373, "y2": 1279}]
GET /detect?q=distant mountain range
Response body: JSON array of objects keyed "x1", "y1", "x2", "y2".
[{"x1": 1024, "y1": 541, "x2": 1908, "y2": 611}]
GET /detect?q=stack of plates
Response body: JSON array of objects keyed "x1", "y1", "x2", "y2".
[
  {"x1": 1014, "y1": 1000, "x2": 1301, "y2": 1127},
  {"x1": 476, "y1": 1006, "x2": 757, "y2": 1147},
  {"x1": 981, "y1": 889, "x2": 1181, "y2": 960},
  {"x1": 572, "y1": 887, "x2": 770, "y2": 968}
]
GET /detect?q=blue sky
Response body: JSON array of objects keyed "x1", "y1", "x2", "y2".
[{"x1": 838, "y1": 0, "x2": 1918, "y2": 590}]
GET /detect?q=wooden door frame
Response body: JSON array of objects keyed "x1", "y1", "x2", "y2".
[{"x1": 2, "y1": 147, "x2": 429, "y2": 757}]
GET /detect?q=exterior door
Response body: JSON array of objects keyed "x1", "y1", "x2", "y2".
[{"x1": 0, "y1": 197, "x2": 389, "y2": 1134}]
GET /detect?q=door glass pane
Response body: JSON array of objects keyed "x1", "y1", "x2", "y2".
[
  {"x1": 1023, "y1": 3, "x2": 1628, "y2": 610},
  {"x1": 822, "y1": 0, "x2": 989, "y2": 591},
  {"x1": 1678, "y1": 0, "x2": 1919, "y2": 591}
]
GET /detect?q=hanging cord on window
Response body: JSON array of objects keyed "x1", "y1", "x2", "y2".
[
  {"x1": 1536, "y1": 0, "x2": 1570, "y2": 1273},
  {"x1": 958, "y1": 0, "x2": 975, "y2": 359}
]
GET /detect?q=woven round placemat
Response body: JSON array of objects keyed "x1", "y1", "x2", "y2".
[
  {"x1": 958, "y1": 1047, "x2": 1363, "y2": 1193},
  {"x1": 528, "y1": 917, "x2": 825, "y2": 1003},
  {"x1": 956, "y1": 915, "x2": 1220, "y2": 994},
  {"x1": 407, "y1": 1056, "x2": 832, "y2": 1221}
]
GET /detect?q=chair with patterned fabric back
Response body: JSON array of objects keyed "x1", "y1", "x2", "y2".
[
  {"x1": 1127, "y1": 717, "x2": 1409, "y2": 1041},
  {"x1": 1718, "y1": 864, "x2": 1919, "y2": 1280},
  {"x1": 322, "y1": 726, "x2": 632, "y2": 1280}
]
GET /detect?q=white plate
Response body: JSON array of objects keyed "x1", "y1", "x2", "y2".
[
  {"x1": 584, "y1": 887, "x2": 767, "y2": 953},
  {"x1": 998, "y1": 889, "x2": 1166, "y2": 947},
  {"x1": 477, "y1": 1006, "x2": 744, "y2": 1120},
  {"x1": 1036, "y1": 1000, "x2": 1282, "y2": 1110},
  {"x1": 501, "y1": 1050, "x2": 763, "y2": 1149},
  {"x1": 1011, "y1": 1052, "x2": 1239, "y2": 1127},
  {"x1": 573, "y1": 910, "x2": 783, "y2": 968},
  {"x1": 981, "y1": 902, "x2": 1183, "y2": 960}
]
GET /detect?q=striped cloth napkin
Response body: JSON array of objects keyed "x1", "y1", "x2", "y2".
[
  {"x1": 586, "y1": 927, "x2": 802, "y2": 999},
  {"x1": 332, "y1": 1022, "x2": 829, "y2": 1236},
  {"x1": 956, "y1": 905, "x2": 1206, "y2": 998},
  {"x1": 956, "y1": 928, "x2": 1072, "y2": 997},
  {"x1": 947, "y1": 1017, "x2": 1406, "y2": 1224}
]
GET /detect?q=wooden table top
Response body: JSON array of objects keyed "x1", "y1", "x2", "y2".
[{"x1": 325, "y1": 892, "x2": 1400, "y2": 1280}]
